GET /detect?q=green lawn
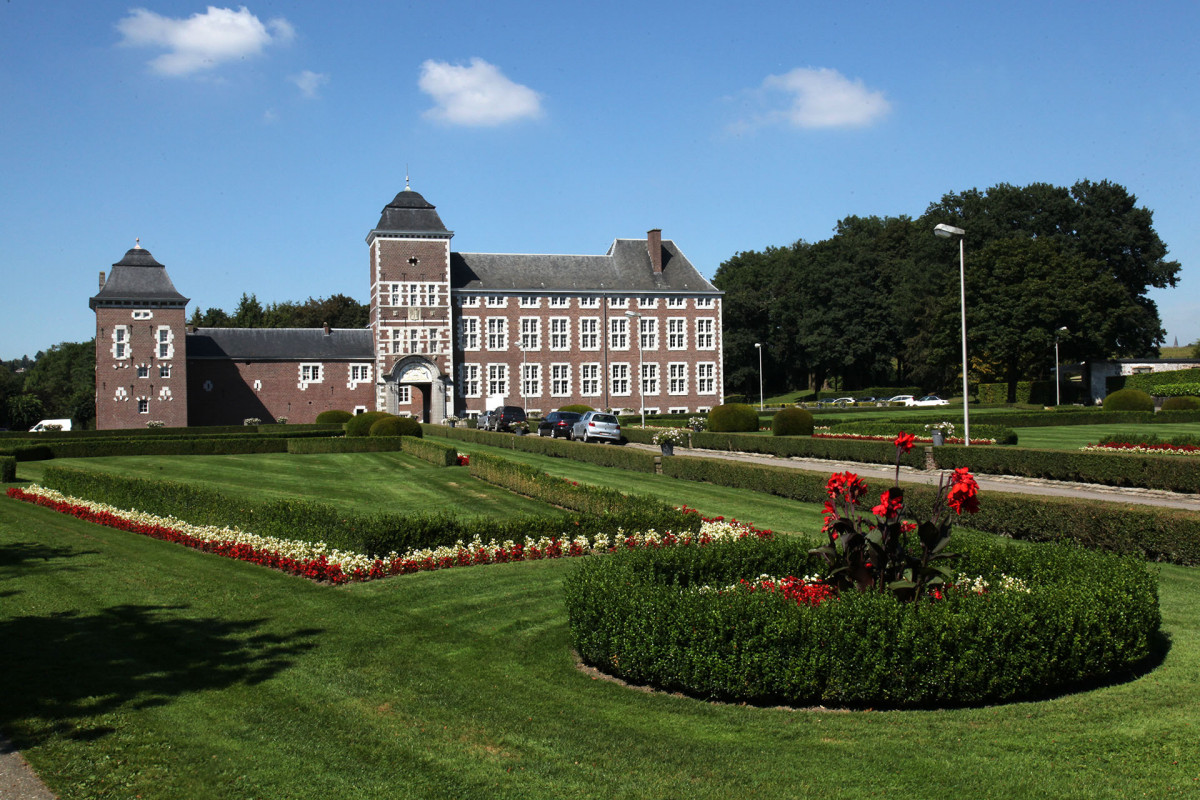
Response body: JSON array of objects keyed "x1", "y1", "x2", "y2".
[
  {"x1": 1010, "y1": 423, "x2": 1200, "y2": 450},
  {"x1": 3, "y1": 452, "x2": 1199, "y2": 798}
]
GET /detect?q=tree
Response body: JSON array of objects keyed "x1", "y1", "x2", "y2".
[{"x1": 21, "y1": 340, "x2": 96, "y2": 427}]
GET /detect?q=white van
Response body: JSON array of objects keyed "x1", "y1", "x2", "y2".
[{"x1": 29, "y1": 419, "x2": 73, "y2": 433}]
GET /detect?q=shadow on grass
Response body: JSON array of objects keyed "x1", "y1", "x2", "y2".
[
  {"x1": 0, "y1": 540, "x2": 96, "y2": 571},
  {"x1": 0, "y1": 604, "x2": 322, "y2": 747}
]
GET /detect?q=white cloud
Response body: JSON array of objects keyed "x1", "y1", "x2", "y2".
[
  {"x1": 735, "y1": 67, "x2": 891, "y2": 131},
  {"x1": 117, "y1": 6, "x2": 295, "y2": 76},
  {"x1": 418, "y1": 58, "x2": 543, "y2": 126},
  {"x1": 291, "y1": 70, "x2": 329, "y2": 98}
]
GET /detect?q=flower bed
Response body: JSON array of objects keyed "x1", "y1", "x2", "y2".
[
  {"x1": 7, "y1": 485, "x2": 768, "y2": 585},
  {"x1": 1082, "y1": 441, "x2": 1200, "y2": 455},
  {"x1": 814, "y1": 432, "x2": 997, "y2": 446}
]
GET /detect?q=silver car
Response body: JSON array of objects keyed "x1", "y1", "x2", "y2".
[{"x1": 569, "y1": 411, "x2": 622, "y2": 443}]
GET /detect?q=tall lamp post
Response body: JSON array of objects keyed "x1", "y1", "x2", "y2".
[
  {"x1": 1055, "y1": 326, "x2": 1069, "y2": 406},
  {"x1": 754, "y1": 342, "x2": 763, "y2": 410},
  {"x1": 625, "y1": 310, "x2": 645, "y2": 428},
  {"x1": 934, "y1": 223, "x2": 970, "y2": 447}
]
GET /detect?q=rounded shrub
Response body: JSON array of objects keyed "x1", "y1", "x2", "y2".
[
  {"x1": 315, "y1": 409, "x2": 354, "y2": 425},
  {"x1": 1103, "y1": 388, "x2": 1155, "y2": 412},
  {"x1": 707, "y1": 403, "x2": 759, "y2": 433},
  {"x1": 369, "y1": 415, "x2": 423, "y2": 438},
  {"x1": 772, "y1": 406, "x2": 814, "y2": 436},
  {"x1": 557, "y1": 404, "x2": 595, "y2": 414},
  {"x1": 1161, "y1": 395, "x2": 1200, "y2": 411},
  {"x1": 564, "y1": 534, "x2": 1159, "y2": 708},
  {"x1": 345, "y1": 411, "x2": 394, "y2": 437}
]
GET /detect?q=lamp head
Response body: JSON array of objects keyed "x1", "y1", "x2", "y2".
[
  {"x1": 754, "y1": 342, "x2": 761, "y2": 349},
  {"x1": 934, "y1": 223, "x2": 966, "y2": 238}
]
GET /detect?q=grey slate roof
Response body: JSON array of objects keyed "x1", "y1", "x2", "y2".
[
  {"x1": 90, "y1": 245, "x2": 189, "y2": 309},
  {"x1": 368, "y1": 188, "x2": 451, "y2": 238},
  {"x1": 187, "y1": 328, "x2": 374, "y2": 361},
  {"x1": 451, "y1": 238, "x2": 720, "y2": 294}
]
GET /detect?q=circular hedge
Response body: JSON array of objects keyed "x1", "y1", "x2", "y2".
[
  {"x1": 369, "y1": 415, "x2": 423, "y2": 437},
  {"x1": 315, "y1": 409, "x2": 354, "y2": 425},
  {"x1": 772, "y1": 406, "x2": 814, "y2": 436},
  {"x1": 557, "y1": 404, "x2": 595, "y2": 414},
  {"x1": 707, "y1": 403, "x2": 759, "y2": 432},
  {"x1": 1161, "y1": 395, "x2": 1200, "y2": 411},
  {"x1": 1103, "y1": 388, "x2": 1154, "y2": 412},
  {"x1": 564, "y1": 535, "x2": 1159, "y2": 708},
  {"x1": 345, "y1": 411, "x2": 394, "y2": 437}
]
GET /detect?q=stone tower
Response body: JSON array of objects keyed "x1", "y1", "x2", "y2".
[
  {"x1": 366, "y1": 185, "x2": 455, "y2": 423},
  {"x1": 90, "y1": 242, "x2": 189, "y2": 429}
]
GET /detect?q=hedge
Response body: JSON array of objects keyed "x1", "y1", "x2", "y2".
[
  {"x1": 690, "y1": 431, "x2": 928, "y2": 469},
  {"x1": 2, "y1": 436, "x2": 293, "y2": 461},
  {"x1": 424, "y1": 424, "x2": 659, "y2": 473},
  {"x1": 826, "y1": 420, "x2": 1018, "y2": 445},
  {"x1": 660, "y1": 454, "x2": 1200, "y2": 564},
  {"x1": 1124, "y1": 368, "x2": 1200, "y2": 393},
  {"x1": 287, "y1": 437, "x2": 407, "y2": 455},
  {"x1": 0, "y1": 456, "x2": 15, "y2": 483},
  {"x1": 930, "y1": 445, "x2": 1200, "y2": 494},
  {"x1": 975, "y1": 380, "x2": 1055, "y2": 405},
  {"x1": 401, "y1": 437, "x2": 458, "y2": 467},
  {"x1": 564, "y1": 534, "x2": 1159, "y2": 707}
]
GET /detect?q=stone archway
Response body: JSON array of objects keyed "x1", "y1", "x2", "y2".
[{"x1": 384, "y1": 355, "x2": 447, "y2": 423}]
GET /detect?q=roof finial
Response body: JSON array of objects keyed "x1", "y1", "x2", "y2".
[
  {"x1": 134, "y1": 237, "x2": 141, "y2": 249},
  {"x1": 404, "y1": 165, "x2": 410, "y2": 191}
]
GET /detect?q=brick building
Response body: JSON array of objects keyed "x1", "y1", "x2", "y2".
[{"x1": 92, "y1": 186, "x2": 723, "y2": 429}]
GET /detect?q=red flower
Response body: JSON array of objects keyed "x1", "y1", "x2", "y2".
[
  {"x1": 946, "y1": 467, "x2": 980, "y2": 515},
  {"x1": 871, "y1": 487, "x2": 904, "y2": 519},
  {"x1": 825, "y1": 472, "x2": 868, "y2": 503},
  {"x1": 894, "y1": 432, "x2": 916, "y2": 453}
]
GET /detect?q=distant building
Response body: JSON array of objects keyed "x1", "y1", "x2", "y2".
[
  {"x1": 1082, "y1": 358, "x2": 1200, "y2": 403},
  {"x1": 92, "y1": 186, "x2": 724, "y2": 429}
]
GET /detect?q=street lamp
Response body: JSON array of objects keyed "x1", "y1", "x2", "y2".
[
  {"x1": 624, "y1": 310, "x2": 645, "y2": 428},
  {"x1": 754, "y1": 342, "x2": 763, "y2": 410},
  {"x1": 934, "y1": 223, "x2": 970, "y2": 446},
  {"x1": 1055, "y1": 327, "x2": 1069, "y2": 406}
]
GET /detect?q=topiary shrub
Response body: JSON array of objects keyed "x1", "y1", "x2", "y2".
[
  {"x1": 369, "y1": 416, "x2": 423, "y2": 438},
  {"x1": 1103, "y1": 388, "x2": 1155, "y2": 412},
  {"x1": 345, "y1": 411, "x2": 394, "y2": 437},
  {"x1": 771, "y1": 406, "x2": 814, "y2": 436},
  {"x1": 316, "y1": 410, "x2": 354, "y2": 425},
  {"x1": 707, "y1": 403, "x2": 759, "y2": 433},
  {"x1": 1161, "y1": 396, "x2": 1200, "y2": 411},
  {"x1": 557, "y1": 404, "x2": 595, "y2": 414}
]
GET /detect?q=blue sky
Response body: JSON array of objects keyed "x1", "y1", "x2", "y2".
[{"x1": 2, "y1": 1, "x2": 1198, "y2": 361}]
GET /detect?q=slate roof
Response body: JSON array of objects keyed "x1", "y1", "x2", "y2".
[
  {"x1": 368, "y1": 188, "x2": 451, "y2": 238},
  {"x1": 90, "y1": 245, "x2": 189, "y2": 309},
  {"x1": 451, "y1": 238, "x2": 719, "y2": 294},
  {"x1": 186, "y1": 328, "x2": 374, "y2": 361}
]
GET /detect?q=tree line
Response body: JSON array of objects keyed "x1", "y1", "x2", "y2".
[{"x1": 716, "y1": 180, "x2": 1181, "y2": 402}]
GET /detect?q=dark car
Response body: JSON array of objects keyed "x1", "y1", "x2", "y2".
[
  {"x1": 537, "y1": 411, "x2": 582, "y2": 438},
  {"x1": 490, "y1": 405, "x2": 527, "y2": 432}
]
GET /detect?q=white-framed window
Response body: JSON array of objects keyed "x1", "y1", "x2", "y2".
[
  {"x1": 460, "y1": 363, "x2": 481, "y2": 398},
  {"x1": 486, "y1": 295, "x2": 507, "y2": 308},
  {"x1": 609, "y1": 317, "x2": 628, "y2": 350},
  {"x1": 519, "y1": 317, "x2": 541, "y2": 350},
  {"x1": 549, "y1": 317, "x2": 570, "y2": 350},
  {"x1": 695, "y1": 297, "x2": 715, "y2": 308},
  {"x1": 397, "y1": 385, "x2": 412, "y2": 404},
  {"x1": 155, "y1": 326, "x2": 174, "y2": 359},
  {"x1": 548, "y1": 296, "x2": 569, "y2": 308},
  {"x1": 581, "y1": 363, "x2": 601, "y2": 397},
  {"x1": 696, "y1": 318, "x2": 716, "y2": 349},
  {"x1": 580, "y1": 317, "x2": 600, "y2": 350},
  {"x1": 486, "y1": 317, "x2": 508, "y2": 350},
  {"x1": 300, "y1": 363, "x2": 323, "y2": 383},
  {"x1": 668, "y1": 362, "x2": 688, "y2": 395},
  {"x1": 697, "y1": 362, "x2": 716, "y2": 394},
  {"x1": 642, "y1": 362, "x2": 660, "y2": 396},
  {"x1": 132, "y1": 309, "x2": 153, "y2": 320},
  {"x1": 644, "y1": 407, "x2": 660, "y2": 416},
  {"x1": 112, "y1": 325, "x2": 130, "y2": 360},
  {"x1": 639, "y1": 317, "x2": 658, "y2": 350},
  {"x1": 518, "y1": 295, "x2": 540, "y2": 308},
  {"x1": 137, "y1": 397, "x2": 149, "y2": 414},
  {"x1": 390, "y1": 328, "x2": 403, "y2": 354},
  {"x1": 550, "y1": 363, "x2": 571, "y2": 397},
  {"x1": 458, "y1": 294, "x2": 480, "y2": 307},
  {"x1": 460, "y1": 317, "x2": 480, "y2": 350},
  {"x1": 159, "y1": 364, "x2": 171, "y2": 378},
  {"x1": 136, "y1": 364, "x2": 150, "y2": 378},
  {"x1": 669, "y1": 406, "x2": 688, "y2": 415},
  {"x1": 666, "y1": 297, "x2": 686, "y2": 308},
  {"x1": 608, "y1": 296, "x2": 628, "y2": 309},
  {"x1": 638, "y1": 296, "x2": 658, "y2": 309},
  {"x1": 349, "y1": 364, "x2": 372, "y2": 386},
  {"x1": 521, "y1": 363, "x2": 541, "y2": 398},
  {"x1": 488, "y1": 363, "x2": 508, "y2": 397},
  {"x1": 610, "y1": 363, "x2": 631, "y2": 396},
  {"x1": 579, "y1": 296, "x2": 599, "y2": 308},
  {"x1": 667, "y1": 318, "x2": 687, "y2": 350}
]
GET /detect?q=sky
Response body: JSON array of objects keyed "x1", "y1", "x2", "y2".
[{"x1": 2, "y1": 0, "x2": 1198, "y2": 361}]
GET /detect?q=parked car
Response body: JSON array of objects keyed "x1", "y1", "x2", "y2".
[
  {"x1": 475, "y1": 411, "x2": 494, "y2": 430},
  {"x1": 29, "y1": 418, "x2": 73, "y2": 432},
  {"x1": 831, "y1": 397, "x2": 855, "y2": 406},
  {"x1": 538, "y1": 411, "x2": 582, "y2": 438},
  {"x1": 856, "y1": 396, "x2": 877, "y2": 404},
  {"x1": 489, "y1": 405, "x2": 527, "y2": 432},
  {"x1": 911, "y1": 395, "x2": 950, "y2": 407},
  {"x1": 886, "y1": 395, "x2": 915, "y2": 406},
  {"x1": 569, "y1": 411, "x2": 622, "y2": 443}
]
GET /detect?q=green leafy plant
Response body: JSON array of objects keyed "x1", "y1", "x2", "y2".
[
  {"x1": 771, "y1": 406, "x2": 814, "y2": 436},
  {"x1": 315, "y1": 409, "x2": 354, "y2": 425},
  {"x1": 1103, "y1": 388, "x2": 1154, "y2": 412},
  {"x1": 707, "y1": 403, "x2": 759, "y2": 432}
]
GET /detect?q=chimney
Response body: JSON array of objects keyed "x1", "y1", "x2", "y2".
[
  {"x1": 323, "y1": 322, "x2": 331, "y2": 336},
  {"x1": 647, "y1": 229, "x2": 663, "y2": 274},
  {"x1": 99, "y1": 271, "x2": 106, "y2": 291}
]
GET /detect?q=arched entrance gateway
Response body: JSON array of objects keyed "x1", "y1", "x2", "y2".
[{"x1": 384, "y1": 355, "x2": 449, "y2": 423}]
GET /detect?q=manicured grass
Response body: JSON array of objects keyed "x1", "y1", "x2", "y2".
[
  {"x1": 1010, "y1": 423, "x2": 1200, "y2": 451},
  {"x1": 2, "y1": 478, "x2": 1198, "y2": 799}
]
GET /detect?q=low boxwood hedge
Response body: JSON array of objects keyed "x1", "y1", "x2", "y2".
[
  {"x1": 0, "y1": 456, "x2": 14, "y2": 483},
  {"x1": 287, "y1": 437, "x2": 406, "y2": 455},
  {"x1": 564, "y1": 534, "x2": 1160, "y2": 708},
  {"x1": 2, "y1": 436, "x2": 294, "y2": 461},
  {"x1": 931, "y1": 445, "x2": 1200, "y2": 494},
  {"x1": 826, "y1": 420, "x2": 1018, "y2": 445},
  {"x1": 690, "y1": 431, "x2": 927, "y2": 469},
  {"x1": 425, "y1": 424, "x2": 659, "y2": 473}
]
